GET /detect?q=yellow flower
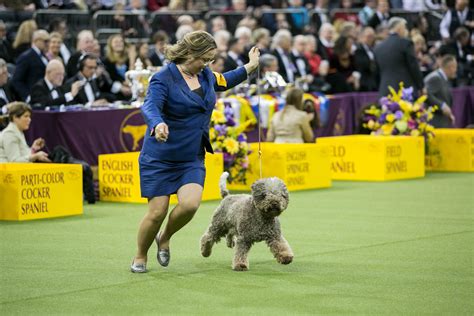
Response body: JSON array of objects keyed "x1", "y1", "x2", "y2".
[
  {"x1": 209, "y1": 128, "x2": 217, "y2": 140},
  {"x1": 382, "y1": 124, "x2": 394, "y2": 135},
  {"x1": 211, "y1": 110, "x2": 226, "y2": 124},
  {"x1": 425, "y1": 125, "x2": 435, "y2": 133},
  {"x1": 367, "y1": 119, "x2": 375, "y2": 129},
  {"x1": 411, "y1": 129, "x2": 420, "y2": 136},
  {"x1": 418, "y1": 122, "x2": 427, "y2": 130},
  {"x1": 414, "y1": 95, "x2": 427, "y2": 105},
  {"x1": 223, "y1": 138, "x2": 239, "y2": 154},
  {"x1": 399, "y1": 100, "x2": 412, "y2": 112},
  {"x1": 386, "y1": 114, "x2": 395, "y2": 123}
]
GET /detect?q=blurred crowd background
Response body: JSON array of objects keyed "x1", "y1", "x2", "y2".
[{"x1": 0, "y1": 0, "x2": 472, "y2": 110}]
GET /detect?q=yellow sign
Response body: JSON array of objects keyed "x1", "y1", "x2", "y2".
[
  {"x1": 317, "y1": 135, "x2": 425, "y2": 181},
  {"x1": 98, "y1": 152, "x2": 223, "y2": 204},
  {"x1": 426, "y1": 128, "x2": 474, "y2": 172},
  {"x1": 228, "y1": 143, "x2": 332, "y2": 191},
  {"x1": 0, "y1": 163, "x2": 83, "y2": 221}
]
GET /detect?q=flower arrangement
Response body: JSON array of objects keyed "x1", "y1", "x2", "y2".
[
  {"x1": 210, "y1": 100, "x2": 253, "y2": 184},
  {"x1": 363, "y1": 84, "x2": 436, "y2": 140}
]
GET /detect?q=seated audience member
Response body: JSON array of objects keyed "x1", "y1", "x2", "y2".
[
  {"x1": 66, "y1": 30, "x2": 95, "y2": 78},
  {"x1": 0, "y1": 58, "x2": 19, "y2": 109},
  {"x1": 48, "y1": 18, "x2": 71, "y2": 64},
  {"x1": 0, "y1": 102, "x2": 95, "y2": 203},
  {"x1": 29, "y1": 60, "x2": 83, "y2": 110},
  {"x1": 251, "y1": 28, "x2": 271, "y2": 56},
  {"x1": 135, "y1": 41, "x2": 153, "y2": 69},
  {"x1": 272, "y1": 29, "x2": 298, "y2": 84},
  {"x1": 0, "y1": 20, "x2": 14, "y2": 64},
  {"x1": 439, "y1": 27, "x2": 473, "y2": 86},
  {"x1": 317, "y1": 23, "x2": 335, "y2": 61},
  {"x1": 46, "y1": 32, "x2": 64, "y2": 63},
  {"x1": 66, "y1": 54, "x2": 115, "y2": 106},
  {"x1": 424, "y1": 55, "x2": 457, "y2": 128},
  {"x1": 412, "y1": 34, "x2": 435, "y2": 78},
  {"x1": 354, "y1": 27, "x2": 378, "y2": 92},
  {"x1": 267, "y1": 87, "x2": 314, "y2": 143},
  {"x1": 333, "y1": 0, "x2": 360, "y2": 25},
  {"x1": 209, "y1": 54, "x2": 226, "y2": 73},
  {"x1": 328, "y1": 35, "x2": 359, "y2": 93},
  {"x1": 368, "y1": 0, "x2": 391, "y2": 30},
  {"x1": 291, "y1": 34, "x2": 313, "y2": 91},
  {"x1": 224, "y1": 37, "x2": 245, "y2": 72},
  {"x1": 11, "y1": 30, "x2": 50, "y2": 101}
]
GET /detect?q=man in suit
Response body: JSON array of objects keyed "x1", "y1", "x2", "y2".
[
  {"x1": 425, "y1": 55, "x2": 457, "y2": 128},
  {"x1": 354, "y1": 26, "x2": 378, "y2": 92},
  {"x1": 291, "y1": 35, "x2": 312, "y2": 91},
  {"x1": 224, "y1": 38, "x2": 245, "y2": 72},
  {"x1": 65, "y1": 54, "x2": 114, "y2": 106},
  {"x1": 374, "y1": 17, "x2": 424, "y2": 96},
  {"x1": 0, "y1": 58, "x2": 18, "y2": 109},
  {"x1": 29, "y1": 60, "x2": 83, "y2": 110},
  {"x1": 65, "y1": 30, "x2": 95, "y2": 78},
  {"x1": 271, "y1": 29, "x2": 297, "y2": 84},
  {"x1": 368, "y1": 0, "x2": 391, "y2": 30},
  {"x1": 11, "y1": 30, "x2": 50, "y2": 101}
]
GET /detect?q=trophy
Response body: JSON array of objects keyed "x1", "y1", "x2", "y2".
[{"x1": 125, "y1": 58, "x2": 151, "y2": 107}]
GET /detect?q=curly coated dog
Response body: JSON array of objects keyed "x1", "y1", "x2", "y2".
[{"x1": 200, "y1": 172, "x2": 293, "y2": 271}]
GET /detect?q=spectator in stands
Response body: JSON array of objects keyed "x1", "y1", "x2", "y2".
[
  {"x1": 271, "y1": 29, "x2": 297, "y2": 83},
  {"x1": 11, "y1": 30, "x2": 50, "y2": 101},
  {"x1": 440, "y1": 0, "x2": 473, "y2": 41},
  {"x1": 374, "y1": 17, "x2": 424, "y2": 96},
  {"x1": 358, "y1": 0, "x2": 376, "y2": 26},
  {"x1": 354, "y1": 26, "x2": 378, "y2": 92},
  {"x1": 46, "y1": 32, "x2": 63, "y2": 63},
  {"x1": 412, "y1": 33, "x2": 435, "y2": 77},
  {"x1": 328, "y1": 35, "x2": 359, "y2": 93},
  {"x1": 251, "y1": 27, "x2": 271, "y2": 56},
  {"x1": 48, "y1": 18, "x2": 71, "y2": 64},
  {"x1": 211, "y1": 16, "x2": 227, "y2": 33},
  {"x1": 334, "y1": 0, "x2": 360, "y2": 25},
  {"x1": 135, "y1": 42, "x2": 153, "y2": 70},
  {"x1": 403, "y1": 0, "x2": 444, "y2": 11},
  {"x1": 291, "y1": 35, "x2": 313, "y2": 91},
  {"x1": 12, "y1": 19, "x2": 37, "y2": 61},
  {"x1": 29, "y1": 60, "x2": 83, "y2": 110},
  {"x1": 0, "y1": 102, "x2": 50, "y2": 163},
  {"x1": 224, "y1": 37, "x2": 245, "y2": 72},
  {"x1": 317, "y1": 22, "x2": 335, "y2": 60},
  {"x1": 0, "y1": 20, "x2": 13, "y2": 64},
  {"x1": 303, "y1": 34, "x2": 322, "y2": 76},
  {"x1": 176, "y1": 24, "x2": 194, "y2": 41},
  {"x1": 66, "y1": 30, "x2": 95, "y2": 78},
  {"x1": 209, "y1": 54, "x2": 225, "y2": 73},
  {"x1": 234, "y1": 26, "x2": 252, "y2": 49},
  {"x1": 66, "y1": 54, "x2": 114, "y2": 106},
  {"x1": 287, "y1": 0, "x2": 310, "y2": 34},
  {"x1": 147, "y1": 0, "x2": 168, "y2": 11},
  {"x1": 214, "y1": 29, "x2": 231, "y2": 55},
  {"x1": 439, "y1": 27, "x2": 473, "y2": 86},
  {"x1": 131, "y1": 31, "x2": 260, "y2": 273},
  {"x1": 0, "y1": 58, "x2": 18, "y2": 109},
  {"x1": 368, "y1": 0, "x2": 391, "y2": 30},
  {"x1": 425, "y1": 55, "x2": 457, "y2": 127},
  {"x1": 150, "y1": 31, "x2": 169, "y2": 68},
  {"x1": 103, "y1": 34, "x2": 134, "y2": 84},
  {"x1": 259, "y1": 53, "x2": 279, "y2": 74},
  {"x1": 267, "y1": 87, "x2": 314, "y2": 143}
]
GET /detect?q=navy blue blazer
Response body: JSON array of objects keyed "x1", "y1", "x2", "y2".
[
  {"x1": 11, "y1": 48, "x2": 47, "y2": 101},
  {"x1": 141, "y1": 62, "x2": 248, "y2": 162}
]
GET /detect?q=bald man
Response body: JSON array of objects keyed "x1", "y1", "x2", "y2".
[
  {"x1": 11, "y1": 30, "x2": 51, "y2": 100},
  {"x1": 29, "y1": 59, "x2": 83, "y2": 109}
]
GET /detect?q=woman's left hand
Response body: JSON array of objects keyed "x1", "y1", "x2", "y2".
[
  {"x1": 32, "y1": 138, "x2": 45, "y2": 152},
  {"x1": 245, "y1": 46, "x2": 260, "y2": 74}
]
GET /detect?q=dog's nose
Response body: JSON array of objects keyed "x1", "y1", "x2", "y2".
[{"x1": 270, "y1": 201, "x2": 280, "y2": 209}]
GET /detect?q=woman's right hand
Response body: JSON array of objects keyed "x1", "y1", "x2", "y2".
[
  {"x1": 31, "y1": 151, "x2": 51, "y2": 163},
  {"x1": 154, "y1": 123, "x2": 169, "y2": 142}
]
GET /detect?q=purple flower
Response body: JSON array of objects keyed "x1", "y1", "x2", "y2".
[
  {"x1": 223, "y1": 152, "x2": 234, "y2": 163},
  {"x1": 388, "y1": 102, "x2": 400, "y2": 112},
  {"x1": 407, "y1": 119, "x2": 416, "y2": 129},
  {"x1": 379, "y1": 112, "x2": 387, "y2": 123},
  {"x1": 392, "y1": 128, "x2": 399, "y2": 135},
  {"x1": 420, "y1": 114, "x2": 427, "y2": 122},
  {"x1": 237, "y1": 134, "x2": 245, "y2": 142},
  {"x1": 380, "y1": 97, "x2": 390, "y2": 106},
  {"x1": 402, "y1": 87, "x2": 414, "y2": 101},
  {"x1": 215, "y1": 124, "x2": 227, "y2": 136},
  {"x1": 395, "y1": 110, "x2": 403, "y2": 120}
]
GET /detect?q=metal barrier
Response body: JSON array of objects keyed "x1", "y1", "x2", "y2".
[{"x1": 92, "y1": 10, "x2": 151, "y2": 39}]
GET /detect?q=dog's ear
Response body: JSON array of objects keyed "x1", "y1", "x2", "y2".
[{"x1": 251, "y1": 180, "x2": 267, "y2": 200}]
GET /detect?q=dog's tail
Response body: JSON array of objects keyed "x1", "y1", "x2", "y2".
[{"x1": 219, "y1": 172, "x2": 230, "y2": 198}]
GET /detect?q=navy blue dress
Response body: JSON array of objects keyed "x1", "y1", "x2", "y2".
[{"x1": 139, "y1": 63, "x2": 248, "y2": 198}]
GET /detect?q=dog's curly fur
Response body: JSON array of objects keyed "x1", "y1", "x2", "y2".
[{"x1": 200, "y1": 172, "x2": 293, "y2": 271}]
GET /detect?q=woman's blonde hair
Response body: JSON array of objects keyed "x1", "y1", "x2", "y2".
[
  {"x1": 13, "y1": 20, "x2": 38, "y2": 49},
  {"x1": 105, "y1": 34, "x2": 128, "y2": 64},
  {"x1": 164, "y1": 30, "x2": 217, "y2": 64},
  {"x1": 280, "y1": 87, "x2": 304, "y2": 120}
]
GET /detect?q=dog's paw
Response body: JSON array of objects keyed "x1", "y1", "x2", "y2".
[
  {"x1": 232, "y1": 263, "x2": 249, "y2": 271},
  {"x1": 200, "y1": 236, "x2": 213, "y2": 257},
  {"x1": 277, "y1": 253, "x2": 293, "y2": 265}
]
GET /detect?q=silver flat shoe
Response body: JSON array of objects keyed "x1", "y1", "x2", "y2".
[
  {"x1": 155, "y1": 232, "x2": 170, "y2": 267},
  {"x1": 130, "y1": 260, "x2": 147, "y2": 273}
]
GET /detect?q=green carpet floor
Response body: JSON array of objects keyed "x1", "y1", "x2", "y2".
[{"x1": 1, "y1": 173, "x2": 473, "y2": 315}]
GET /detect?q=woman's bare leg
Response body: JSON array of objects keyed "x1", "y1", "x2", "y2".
[
  {"x1": 159, "y1": 183, "x2": 203, "y2": 249},
  {"x1": 134, "y1": 196, "x2": 170, "y2": 264}
]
